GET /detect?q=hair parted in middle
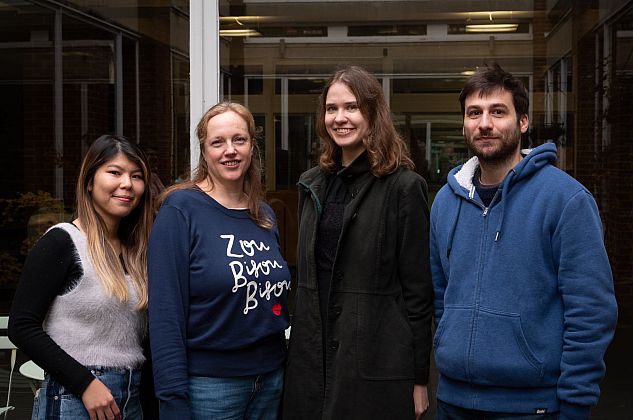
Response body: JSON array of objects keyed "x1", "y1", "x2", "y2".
[
  {"x1": 161, "y1": 101, "x2": 271, "y2": 229},
  {"x1": 76, "y1": 134, "x2": 153, "y2": 309},
  {"x1": 316, "y1": 65, "x2": 413, "y2": 176}
]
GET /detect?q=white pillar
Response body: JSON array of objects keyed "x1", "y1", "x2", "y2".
[{"x1": 189, "y1": 0, "x2": 219, "y2": 177}]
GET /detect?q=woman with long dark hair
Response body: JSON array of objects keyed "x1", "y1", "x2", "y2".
[{"x1": 10, "y1": 134, "x2": 153, "y2": 419}]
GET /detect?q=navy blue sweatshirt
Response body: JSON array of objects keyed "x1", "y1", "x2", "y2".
[{"x1": 148, "y1": 188, "x2": 290, "y2": 418}]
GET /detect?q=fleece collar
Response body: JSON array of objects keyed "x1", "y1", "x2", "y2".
[
  {"x1": 450, "y1": 143, "x2": 558, "y2": 197},
  {"x1": 444, "y1": 143, "x2": 558, "y2": 245}
]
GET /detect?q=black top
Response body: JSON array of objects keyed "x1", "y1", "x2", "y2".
[
  {"x1": 315, "y1": 152, "x2": 371, "y2": 329},
  {"x1": 473, "y1": 167, "x2": 501, "y2": 207},
  {"x1": 8, "y1": 226, "x2": 96, "y2": 397}
]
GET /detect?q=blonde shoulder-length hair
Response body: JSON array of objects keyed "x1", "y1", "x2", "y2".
[
  {"x1": 160, "y1": 101, "x2": 272, "y2": 229},
  {"x1": 316, "y1": 66, "x2": 414, "y2": 176},
  {"x1": 76, "y1": 135, "x2": 153, "y2": 309}
]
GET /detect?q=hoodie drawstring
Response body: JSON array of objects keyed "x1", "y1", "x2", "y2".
[
  {"x1": 493, "y1": 200, "x2": 504, "y2": 242},
  {"x1": 493, "y1": 168, "x2": 518, "y2": 242}
]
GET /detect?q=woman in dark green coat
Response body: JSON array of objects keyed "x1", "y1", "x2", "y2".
[{"x1": 283, "y1": 66, "x2": 433, "y2": 419}]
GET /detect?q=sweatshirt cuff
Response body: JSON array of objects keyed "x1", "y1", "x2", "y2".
[
  {"x1": 559, "y1": 402, "x2": 590, "y2": 420},
  {"x1": 159, "y1": 397, "x2": 190, "y2": 419}
]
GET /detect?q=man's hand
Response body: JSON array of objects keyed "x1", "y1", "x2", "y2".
[
  {"x1": 81, "y1": 378, "x2": 121, "y2": 420},
  {"x1": 413, "y1": 384, "x2": 429, "y2": 419}
]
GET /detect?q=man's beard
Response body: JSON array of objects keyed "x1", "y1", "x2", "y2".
[{"x1": 465, "y1": 124, "x2": 522, "y2": 165}]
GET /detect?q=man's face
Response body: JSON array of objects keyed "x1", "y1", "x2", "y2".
[{"x1": 463, "y1": 88, "x2": 529, "y2": 164}]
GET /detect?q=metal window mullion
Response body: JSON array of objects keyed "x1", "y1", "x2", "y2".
[
  {"x1": 54, "y1": 8, "x2": 63, "y2": 200},
  {"x1": 281, "y1": 77, "x2": 289, "y2": 151},
  {"x1": 136, "y1": 40, "x2": 140, "y2": 143},
  {"x1": 426, "y1": 122, "x2": 432, "y2": 165},
  {"x1": 601, "y1": 25, "x2": 611, "y2": 150},
  {"x1": 116, "y1": 32, "x2": 123, "y2": 136}
]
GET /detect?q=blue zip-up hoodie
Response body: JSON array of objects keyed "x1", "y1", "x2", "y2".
[{"x1": 430, "y1": 143, "x2": 617, "y2": 420}]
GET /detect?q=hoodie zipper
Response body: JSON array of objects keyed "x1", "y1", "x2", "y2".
[{"x1": 468, "y1": 185, "x2": 499, "y2": 217}]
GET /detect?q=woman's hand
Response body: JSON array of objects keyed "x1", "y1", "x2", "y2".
[
  {"x1": 413, "y1": 384, "x2": 429, "y2": 419},
  {"x1": 81, "y1": 378, "x2": 121, "y2": 420}
]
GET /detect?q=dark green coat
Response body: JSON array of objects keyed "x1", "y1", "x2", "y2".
[{"x1": 283, "y1": 165, "x2": 433, "y2": 419}]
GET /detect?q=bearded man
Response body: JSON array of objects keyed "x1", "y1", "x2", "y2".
[{"x1": 430, "y1": 63, "x2": 617, "y2": 420}]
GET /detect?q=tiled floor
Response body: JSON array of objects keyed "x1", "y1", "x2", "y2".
[{"x1": 1, "y1": 327, "x2": 630, "y2": 419}]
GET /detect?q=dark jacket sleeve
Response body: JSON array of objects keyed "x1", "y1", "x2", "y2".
[
  {"x1": 8, "y1": 227, "x2": 95, "y2": 397},
  {"x1": 396, "y1": 173, "x2": 434, "y2": 384}
]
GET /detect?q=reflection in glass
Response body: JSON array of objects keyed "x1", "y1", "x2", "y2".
[{"x1": 0, "y1": 2, "x2": 189, "y2": 322}]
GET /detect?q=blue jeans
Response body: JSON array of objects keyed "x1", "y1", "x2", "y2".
[
  {"x1": 32, "y1": 366, "x2": 142, "y2": 420},
  {"x1": 437, "y1": 400, "x2": 559, "y2": 420},
  {"x1": 189, "y1": 366, "x2": 284, "y2": 420}
]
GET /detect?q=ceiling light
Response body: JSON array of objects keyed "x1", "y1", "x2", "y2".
[
  {"x1": 219, "y1": 29, "x2": 262, "y2": 37},
  {"x1": 466, "y1": 24, "x2": 518, "y2": 33}
]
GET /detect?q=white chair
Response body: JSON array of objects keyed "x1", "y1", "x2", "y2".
[
  {"x1": 0, "y1": 316, "x2": 16, "y2": 419},
  {"x1": 19, "y1": 360, "x2": 44, "y2": 394}
]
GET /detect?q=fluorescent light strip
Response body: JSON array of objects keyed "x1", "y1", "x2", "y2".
[
  {"x1": 466, "y1": 24, "x2": 518, "y2": 33},
  {"x1": 219, "y1": 29, "x2": 262, "y2": 37}
]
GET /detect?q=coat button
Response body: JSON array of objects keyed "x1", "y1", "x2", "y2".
[
  {"x1": 332, "y1": 306, "x2": 342, "y2": 317},
  {"x1": 331, "y1": 340, "x2": 339, "y2": 349},
  {"x1": 335, "y1": 270, "x2": 343, "y2": 280},
  {"x1": 351, "y1": 212, "x2": 357, "y2": 219}
]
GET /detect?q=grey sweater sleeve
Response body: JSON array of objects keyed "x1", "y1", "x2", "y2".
[{"x1": 8, "y1": 227, "x2": 96, "y2": 397}]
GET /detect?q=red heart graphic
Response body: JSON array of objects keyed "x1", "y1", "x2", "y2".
[{"x1": 272, "y1": 303, "x2": 282, "y2": 316}]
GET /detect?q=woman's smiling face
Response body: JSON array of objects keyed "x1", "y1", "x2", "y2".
[
  {"x1": 202, "y1": 110, "x2": 253, "y2": 187},
  {"x1": 324, "y1": 81, "x2": 369, "y2": 165},
  {"x1": 90, "y1": 152, "x2": 145, "y2": 228}
]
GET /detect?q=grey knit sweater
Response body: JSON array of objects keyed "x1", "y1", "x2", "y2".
[{"x1": 43, "y1": 223, "x2": 146, "y2": 369}]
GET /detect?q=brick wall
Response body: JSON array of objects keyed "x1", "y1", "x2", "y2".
[
  {"x1": 573, "y1": 12, "x2": 633, "y2": 325},
  {"x1": 603, "y1": 70, "x2": 633, "y2": 325}
]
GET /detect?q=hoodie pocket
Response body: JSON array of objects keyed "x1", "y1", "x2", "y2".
[
  {"x1": 470, "y1": 308, "x2": 544, "y2": 386},
  {"x1": 434, "y1": 307, "x2": 544, "y2": 387}
]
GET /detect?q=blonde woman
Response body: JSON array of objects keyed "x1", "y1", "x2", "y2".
[
  {"x1": 148, "y1": 102, "x2": 290, "y2": 420},
  {"x1": 9, "y1": 135, "x2": 153, "y2": 420}
]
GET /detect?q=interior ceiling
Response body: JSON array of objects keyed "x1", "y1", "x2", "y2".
[{"x1": 233, "y1": 0, "x2": 538, "y2": 24}]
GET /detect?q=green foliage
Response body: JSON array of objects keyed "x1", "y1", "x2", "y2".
[
  {"x1": 0, "y1": 190, "x2": 64, "y2": 228},
  {"x1": 0, "y1": 191, "x2": 68, "y2": 285},
  {"x1": 0, "y1": 252, "x2": 21, "y2": 285}
]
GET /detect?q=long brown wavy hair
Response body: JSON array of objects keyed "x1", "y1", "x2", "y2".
[
  {"x1": 316, "y1": 65, "x2": 414, "y2": 176},
  {"x1": 161, "y1": 101, "x2": 271, "y2": 228},
  {"x1": 76, "y1": 134, "x2": 153, "y2": 309}
]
